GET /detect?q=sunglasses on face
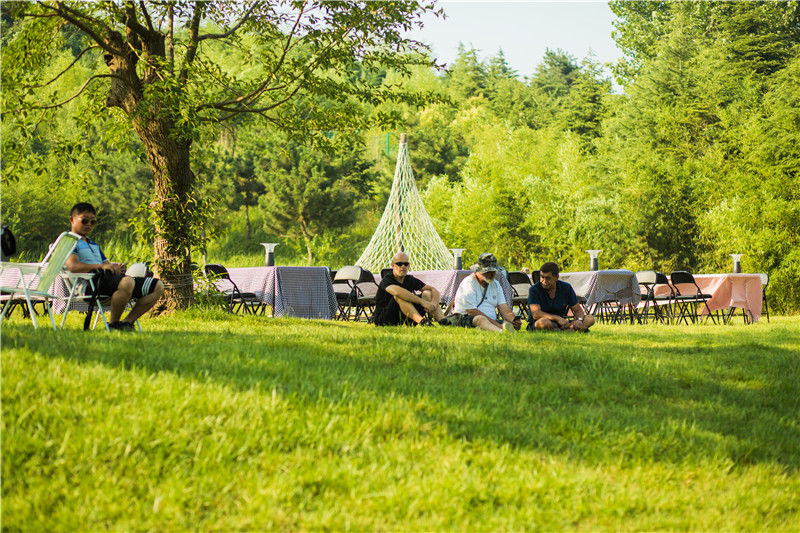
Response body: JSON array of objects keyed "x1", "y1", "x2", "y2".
[
  {"x1": 79, "y1": 218, "x2": 97, "y2": 226},
  {"x1": 394, "y1": 262, "x2": 409, "y2": 267}
]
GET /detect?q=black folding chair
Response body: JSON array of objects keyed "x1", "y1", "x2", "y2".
[
  {"x1": 669, "y1": 271, "x2": 717, "y2": 325},
  {"x1": 204, "y1": 263, "x2": 262, "y2": 314},
  {"x1": 637, "y1": 271, "x2": 672, "y2": 324},
  {"x1": 333, "y1": 266, "x2": 379, "y2": 321},
  {"x1": 507, "y1": 271, "x2": 533, "y2": 320},
  {"x1": 758, "y1": 273, "x2": 770, "y2": 323}
]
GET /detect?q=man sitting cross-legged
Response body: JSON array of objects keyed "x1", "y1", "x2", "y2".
[
  {"x1": 450, "y1": 253, "x2": 521, "y2": 332},
  {"x1": 65, "y1": 202, "x2": 164, "y2": 332},
  {"x1": 373, "y1": 252, "x2": 444, "y2": 327},
  {"x1": 528, "y1": 261, "x2": 595, "y2": 332}
]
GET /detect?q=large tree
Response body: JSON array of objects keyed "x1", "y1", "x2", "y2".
[{"x1": 1, "y1": 0, "x2": 440, "y2": 309}]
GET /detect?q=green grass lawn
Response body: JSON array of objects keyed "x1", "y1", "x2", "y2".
[{"x1": 2, "y1": 311, "x2": 799, "y2": 530}]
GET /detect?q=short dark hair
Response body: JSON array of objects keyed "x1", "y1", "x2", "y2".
[
  {"x1": 540, "y1": 262, "x2": 560, "y2": 276},
  {"x1": 70, "y1": 202, "x2": 96, "y2": 216}
]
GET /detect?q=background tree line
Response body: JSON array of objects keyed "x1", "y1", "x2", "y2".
[{"x1": 2, "y1": 1, "x2": 798, "y2": 311}]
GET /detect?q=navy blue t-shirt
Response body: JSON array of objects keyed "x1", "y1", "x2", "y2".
[{"x1": 527, "y1": 280, "x2": 578, "y2": 318}]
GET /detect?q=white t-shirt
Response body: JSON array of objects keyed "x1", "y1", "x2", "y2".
[{"x1": 453, "y1": 274, "x2": 505, "y2": 317}]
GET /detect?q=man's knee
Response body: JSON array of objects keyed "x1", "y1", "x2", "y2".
[
  {"x1": 117, "y1": 276, "x2": 135, "y2": 296},
  {"x1": 535, "y1": 318, "x2": 556, "y2": 330},
  {"x1": 153, "y1": 280, "x2": 165, "y2": 297}
]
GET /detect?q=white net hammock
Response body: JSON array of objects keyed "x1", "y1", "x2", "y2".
[{"x1": 356, "y1": 134, "x2": 453, "y2": 272}]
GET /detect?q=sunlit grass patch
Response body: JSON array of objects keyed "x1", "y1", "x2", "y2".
[{"x1": 2, "y1": 313, "x2": 799, "y2": 530}]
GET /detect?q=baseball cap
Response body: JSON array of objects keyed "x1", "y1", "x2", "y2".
[{"x1": 477, "y1": 252, "x2": 498, "y2": 273}]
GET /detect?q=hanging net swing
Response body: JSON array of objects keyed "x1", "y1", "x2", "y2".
[{"x1": 356, "y1": 133, "x2": 453, "y2": 272}]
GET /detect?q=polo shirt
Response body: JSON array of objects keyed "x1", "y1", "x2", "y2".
[
  {"x1": 527, "y1": 280, "x2": 578, "y2": 318},
  {"x1": 72, "y1": 238, "x2": 107, "y2": 265}
]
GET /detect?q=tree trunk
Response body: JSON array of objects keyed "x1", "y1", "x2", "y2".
[
  {"x1": 299, "y1": 218, "x2": 314, "y2": 264},
  {"x1": 245, "y1": 202, "x2": 251, "y2": 240},
  {"x1": 134, "y1": 119, "x2": 196, "y2": 312}
]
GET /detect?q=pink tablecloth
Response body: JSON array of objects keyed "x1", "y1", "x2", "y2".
[
  {"x1": 693, "y1": 274, "x2": 763, "y2": 322},
  {"x1": 655, "y1": 273, "x2": 763, "y2": 322}
]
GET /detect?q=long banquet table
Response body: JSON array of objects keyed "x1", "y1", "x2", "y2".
[{"x1": 226, "y1": 266, "x2": 337, "y2": 319}]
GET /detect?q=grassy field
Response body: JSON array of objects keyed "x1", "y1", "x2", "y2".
[{"x1": 2, "y1": 311, "x2": 799, "y2": 530}]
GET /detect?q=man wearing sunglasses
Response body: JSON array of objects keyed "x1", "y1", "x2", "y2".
[
  {"x1": 65, "y1": 202, "x2": 164, "y2": 332},
  {"x1": 373, "y1": 252, "x2": 444, "y2": 327},
  {"x1": 450, "y1": 252, "x2": 521, "y2": 332}
]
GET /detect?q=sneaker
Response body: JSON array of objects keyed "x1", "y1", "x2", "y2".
[
  {"x1": 109, "y1": 321, "x2": 136, "y2": 332},
  {"x1": 418, "y1": 317, "x2": 435, "y2": 327}
]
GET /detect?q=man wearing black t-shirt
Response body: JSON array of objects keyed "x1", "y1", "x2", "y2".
[
  {"x1": 373, "y1": 252, "x2": 444, "y2": 326},
  {"x1": 527, "y1": 261, "x2": 595, "y2": 332}
]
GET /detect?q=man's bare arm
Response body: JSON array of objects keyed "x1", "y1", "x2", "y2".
[
  {"x1": 529, "y1": 303, "x2": 569, "y2": 327},
  {"x1": 65, "y1": 254, "x2": 125, "y2": 275}
]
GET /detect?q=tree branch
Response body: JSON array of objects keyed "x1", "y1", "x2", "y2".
[
  {"x1": 178, "y1": 1, "x2": 204, "y2": 84},
  {"x1": 139, "y1": 0, "x2": 154, "y2": 32},
  {"x1": 16, "y1": 74, "x2": 123, "y2": 111},
  {"x1": 22, "y1": 45, "x2": 101, "y2": 89},
  {"x1": 198, "y1": 2, "x2": 258, "y2": 41},
  {"x1": 45, "y1": 2, "x2": 122, "y2": 56},
  {"x1": 196, "y1": 2, "x2": 306, "y2": 111},
  {"x1": 167, "y1": 2, "x2": 174, "y2": 73}
]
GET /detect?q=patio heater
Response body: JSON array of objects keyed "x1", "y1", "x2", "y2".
[
  {"x1": 450, "y1": 248, "x2": 466, "y2": 270},
  {"x1": 261, "y1": 243, "x2": 279, "y2": 267},
  {"x1": 586, "y1": 250, "x2": 601, "y2": 271},
  {"x1": 730, "y1": 254, "x2": 743, "y2": 273}
]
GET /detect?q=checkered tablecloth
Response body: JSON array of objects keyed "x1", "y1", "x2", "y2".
[
  {"x1": 559, "y1": 270, "x2": 640, "y2": 308},
  {"x1": 226, "y1": 266, "x2": 337, "y2": 319}
]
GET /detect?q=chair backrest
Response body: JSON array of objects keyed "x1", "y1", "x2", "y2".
[
  {"x1": 358, "y1": 268, "x2": 378, "y2": 286},
  {"x1": 636, "y1": 270, "x2": 657, "y2": 285},
  {"x1": 670, "y1": 271, "x2": 699, "y2": 295},
  {"x1": 334, "y1": 265, "x2": 362, "y2": 283},
  {"x1": 507, "y1": 271, "x2": 532, "y2": 286},
  {"x1": 38, "y1": 232, "x2": 81, "y2": 292},
  {"x1": 204, "y1": 263, "x2": 231, "y2": 280},
  {"x1": 380, "y1": 268, "x2": 392, "y2": 279},
  {"x1": 531, "y1": 270, "x2": 541, "y2": 284}
]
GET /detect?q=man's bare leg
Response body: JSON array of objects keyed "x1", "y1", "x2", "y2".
[
  {"x1": 534, "y1": 317, "x2": 559, "y2": 330},
  {"x1": 123, "y1": 280, "x2": 165, "y2": 323},
  {"x1": 395, "y1": 296, "x2": 425, "y2": 324},
  {"x1": 109, "y1": 277, "x2": 135, "y2": 323},
  {"x1": 472, "y1": 315, "x2": 502, "y2": 332},
  {"x1": 421, "y1": 290, "x2": 444, "y2": 321}
]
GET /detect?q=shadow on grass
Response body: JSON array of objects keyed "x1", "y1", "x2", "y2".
[{"x1": 5, "y1": 317, "x2": 800, "y2": 471}]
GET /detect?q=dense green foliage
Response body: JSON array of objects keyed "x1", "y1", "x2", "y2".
[
  {"x1": 3, "y1": 313, "x2": 800, "y2": 529},
  {"x1": 2, "y1": 1, "x2": 798, "y2": 310}
]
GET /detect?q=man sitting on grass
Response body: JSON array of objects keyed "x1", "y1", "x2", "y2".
[
  {"x1": 373, "y1": 252, "x2": 444, "y2": 327},
  {"x1": 528, "y1": 261, "x2": 595, "y2": 332},
  {"x1": 449, "y1": 252, "x2": 521, "y2": 332},
  {"x1": 65, "y1": 202, "x2": 164, "y2": 331}
]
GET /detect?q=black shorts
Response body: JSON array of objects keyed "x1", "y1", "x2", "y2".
[
  {"x1": 373, "y1": 299, "x2": 426, "y2": 326},
  {"x1": 87, "y1": 271, "x2": 160, "y2": 299}
]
